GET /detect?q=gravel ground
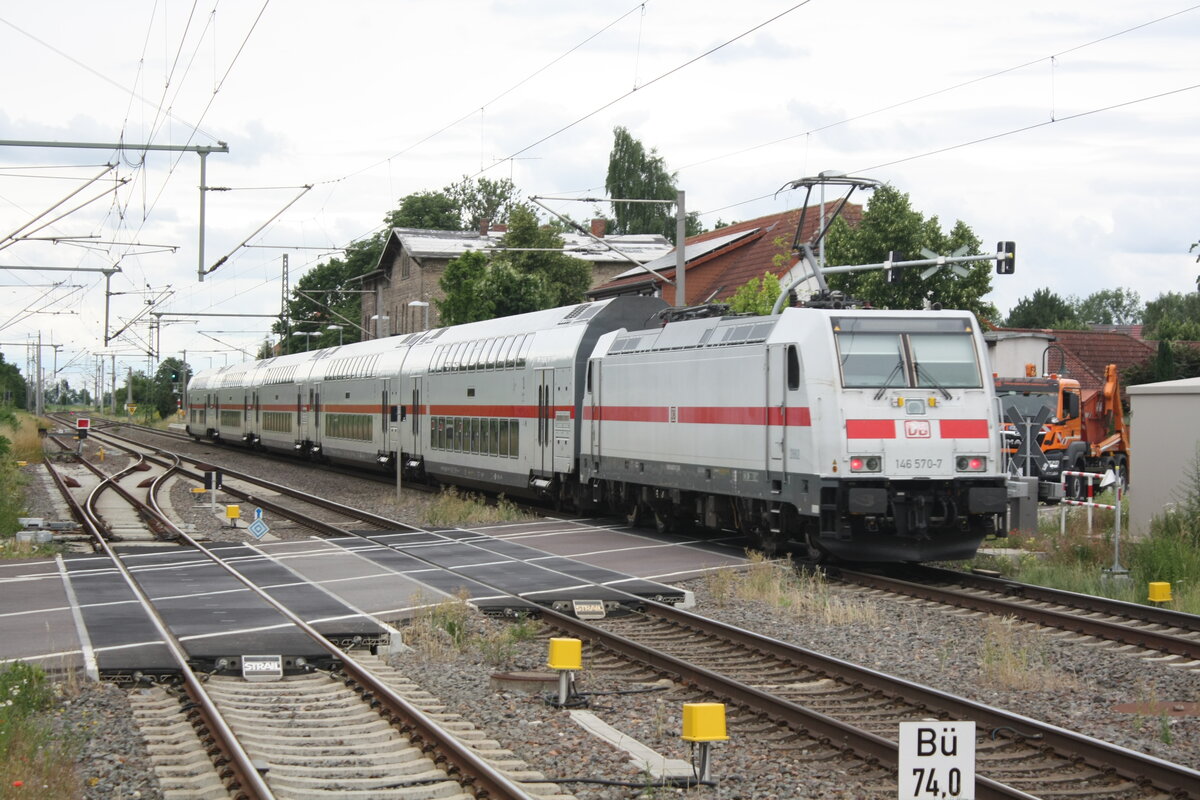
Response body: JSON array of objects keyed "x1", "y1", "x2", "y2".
[{"x1": 15, "y1": 428, "x2": 1200, "y2": 799}]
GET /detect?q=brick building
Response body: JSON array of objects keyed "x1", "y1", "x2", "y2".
[{"x1": 357, "y1": 223, "x2": 672, "y2": 337}]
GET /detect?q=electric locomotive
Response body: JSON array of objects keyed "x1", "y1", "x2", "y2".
[{"x1": 580, "y1": 303, "x2": 1008, "y2": 561}]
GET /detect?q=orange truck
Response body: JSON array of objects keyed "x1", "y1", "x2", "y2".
[{"x1": 995, "y1": 363, "x2": 1130, "y2": 500}]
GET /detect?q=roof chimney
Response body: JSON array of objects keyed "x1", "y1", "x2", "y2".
[
  {"x1": 591, "y1": 218, "x2": 607, "y2": 238},
  {"x1": 479, "y1": 218, "x2": 490, "y2": 236}
]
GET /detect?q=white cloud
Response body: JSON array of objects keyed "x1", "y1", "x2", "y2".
[{"x1": 3, "y1": 0, "x2": 1199, "y2": 387}]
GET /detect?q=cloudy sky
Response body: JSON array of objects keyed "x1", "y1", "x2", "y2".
[{"x1": 2, "y1": 1, "x2": 1197, "y2": 390}]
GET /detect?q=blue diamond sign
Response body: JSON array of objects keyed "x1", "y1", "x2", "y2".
[{"x1": 247, "y1": 518, "x2": 270, "y2": 539}]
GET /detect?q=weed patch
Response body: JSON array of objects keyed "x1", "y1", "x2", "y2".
[
  {"x1": 0, "y1": 662, "x2": 81, "y2": 799},
  {"x1": 719, "y1": 552, "x2": 879, "y2": 625},
  {"x1": 423, "y1": 488, "x2": 533, "y2": 528},
  {"x1": 978, "y1": 617, "x2": 1075, "y2": 692}
]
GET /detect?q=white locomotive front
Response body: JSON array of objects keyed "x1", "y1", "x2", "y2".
[{"x1": 581, "y1": 306, "x2": 1007, "y2": 561}]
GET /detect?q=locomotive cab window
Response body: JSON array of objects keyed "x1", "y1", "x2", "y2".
[
  {"x1": 909, "y1": 333, "x2": 981, "y2": 388},
  {"x1": 833, "y1": 317, "x2": 982, "y2": 390},
  {"x1": 837, "y1": 332, "x2": 903, "y2": 388}
]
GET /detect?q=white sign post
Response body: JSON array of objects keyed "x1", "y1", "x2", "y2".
[{"x1": 898, "y1": 721, "x2": 975, "y2": 800}]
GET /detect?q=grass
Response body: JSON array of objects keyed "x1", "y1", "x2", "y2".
[
  {"x1": 974, "y1": 480, "x2": 1200, "y2": 614},
  {"x1": 422, "y1": 488, "x2": 533, "y2": 528},
  {"x1": 702, "y1": 552, "x2": 878, "y2": 625},
  {"x1": 401, "y1": 591, "x2": 543, "y2": 667},
  {"x1": 977, "y1": 616, "x2": 1076, "y2": 692},
  {"x1": 0, "y1": 662, "x2": 82, "y2": 799}
]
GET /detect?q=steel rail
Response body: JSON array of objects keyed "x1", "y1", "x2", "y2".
[
  {"x1": 914, "y1": 564, "x2": 1200, "y2": 634},
  {"x1": 837, "y1": 568, "x2": 1200, "y2": 661},
  {"x1": 44, "y1": 455, "x2": 276, "y2": 800},
  {"x1": 81, "y1": 428, "x2": 541, "y2": 800},
  {"x1": 641, "y1": 600, "x2": 1200, "y2": 798},
  {"x1": 85, "y1": 423, "x2": 1200, "y2": 796}
]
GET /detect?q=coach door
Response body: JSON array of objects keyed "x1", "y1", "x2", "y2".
[
  {"x1": 766, "y1": 343, "x2": 804, "y2": 489},
  {"x1": 536, "y1": 367, "x2": 554, "y2": 474},
  {"x1": 410, "y1": 375, "x2": 423, "y2": 459}
]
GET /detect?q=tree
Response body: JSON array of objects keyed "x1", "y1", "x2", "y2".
[
  {"x1": 152, "y1": 358, "x2": 187, "y2": 418},
  {"x1": 437, "y1": 207, "x2": 591, "y2": 324},
  {"x1": 0, "y1": 354, "x2": 27, "y2": 410},
  {"x1": 436, "y1": 251, "x2": 493, "y2": 326},
  {"x1": 1124, "y1": 339, "x2": 1200, "y2": 385},
  {"x1": 604, "y1": 126, "x2": 703, "y2": 241},
  {"x1": 445, "y1": 176, "x2": 526, "y2": 232},
  {"x1": 1003, "y1": 288, "x2": 1082, "y2": 329},
  {"x1": 272, "y1": 228, "x2": 382, "y2": 353},
  {"x1": 823, "y1": 185, "x2": 997, "y2": 319},
  {"x1": 498, "y1": 206, "x2": 591, "y2": 307},
  {"x1": 482, "y1": 262, "x2": 553, "y2": 319},
  {"x1": 1070, "y1": 288, "x2": 1143, "y2": 326},
  {"x1": 727, "y1": 272, "x2": 782, "y2": 316},
  {"x1": 1143, "y1": 291, "x2": 1200, "y2": 341},
  {"x1": 387, "y1": 191, "x2": 461, "y2": 231}
]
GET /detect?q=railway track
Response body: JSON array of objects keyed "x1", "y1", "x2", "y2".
[
  {"x1": 38, "y1": 426, "x2": 565, "y2": 800},
  {"x1": 38, "y1": 416, "x2": 1200, "y2": 797},
  {"x1": 833, "y1": 565, "x2": 1200, "y2": 669},
  {"x1": 543, "y1": 601, "x2": 1200, "y2": 800}
]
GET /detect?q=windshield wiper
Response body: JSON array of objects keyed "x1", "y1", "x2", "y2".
[
  {"x1": 915, "y1": 362, "x2": 952, "y2": 400},
  {"x1": 873, "y1": 359, "x2": 906, "y2": 400}
]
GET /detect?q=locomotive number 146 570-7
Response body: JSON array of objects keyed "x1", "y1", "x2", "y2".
[{"x1": 895, "y1": 457, "x2": 943, "y2": 470}]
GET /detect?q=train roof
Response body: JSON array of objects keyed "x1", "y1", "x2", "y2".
[{"x1": 187, "y1": 295, "x2": 669, "y2": 389}]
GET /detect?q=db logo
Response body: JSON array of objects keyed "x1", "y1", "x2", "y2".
[{"x1": 904, "y1": 420, "x2": 931, "y2": 438}]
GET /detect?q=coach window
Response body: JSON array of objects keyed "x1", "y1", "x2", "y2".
[
  {"x1": 471, "y1": 418, "x2": 481, "y2": 453},
  {"x1": 489, "y1": 418, "x2": 499, "y2": 455},
  {"x1": 787, "y1": 345, "x2": 801, "y2": 390},
  {"x1": 516, "y1": 334, "x2": 533, "y2": 367},
  {"x1": 509, "y1": 418, "x2": 519, "y2": 457},
  {"x1": 498, "y1": 420, "x2": 509, "y2": 456},
  {"x1": 499, "y1": 335, "x2": 516, "y2": 368}
]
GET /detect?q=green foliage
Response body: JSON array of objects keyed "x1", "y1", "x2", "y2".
[
  {"x1": 386, "y1": 190, "x2": 462, "y2": 231},
  {"x1": 1070, "y1": 287, "x2": 1143, "y2": 325},
  {"x1": 604, "y1": 126, "x2": 703, "y2": 241},
  {"x1": 1142, "y1": 291, "x2": 1200, "y2": 341},
  {"x1": 1124, "y1": 339, "x2": 1200, "y2": 385},
  {"x1": 445, "y1": 176, "x2": 526, "y2": 231},
  {"x1": 498, "y1": 205, "x2": 590, "y2": 307},
  {"x1": 0, "y1": 662, "x2": 53, "y2": 718},
  {"x1": 1004, "y1": 287, "x2": 1084, "y2": 329},
  {"x1": 436, "y1": 206, "x2": 591, "y2": 324},
  {"x1": 272, "y1": 230, "x2": 382, "y2": 353},
  {"x1": 0, "y1": 354, "x2": 26, "y2": 410},
  {"x1": 727, "y1": 272, "x2": 782, "y2": 316},
  {"x1": 436, "y1": 251, "x2": 493, "y2": 326},
  {"x1": 823, "y1": 185, "x2": 997, "y2": 319},
  {"x1": 0, "y1": 415, "x2": 23, "y2": 538}
]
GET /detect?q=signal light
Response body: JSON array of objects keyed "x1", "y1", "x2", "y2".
[{"x1": 996, "y1": 241, "x2": 1016, "y2": 274}]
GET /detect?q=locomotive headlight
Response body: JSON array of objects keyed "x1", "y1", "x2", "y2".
[
  {"x1": 956, "y1": 456, "x2": 987, "y2": 472},
  {"x1": 850, "y1": 455, "x2": 881, "y2": 473}
]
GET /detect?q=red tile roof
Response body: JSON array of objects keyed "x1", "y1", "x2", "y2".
[
  {"x1": 589, "y1": 203, "x2": 862, "y2": 305},
  {"x1": 995, "y1": 327, "x2": 1155, "y2": 394}
]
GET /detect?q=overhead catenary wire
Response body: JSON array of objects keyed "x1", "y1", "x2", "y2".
[{"x1": 469, "y1": 0, "x2": 815, "y2": 179}]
